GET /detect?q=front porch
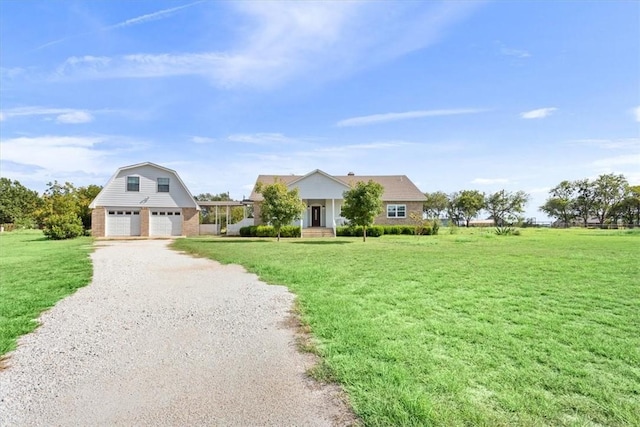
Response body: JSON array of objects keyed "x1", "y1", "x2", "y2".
[{"x1": 298, "y1": 198, "x2": 345, "y2": 237}]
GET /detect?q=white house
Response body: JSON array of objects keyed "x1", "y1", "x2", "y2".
[{"x1": 89, "y1": 162, "x2": 200, "y2": 237}]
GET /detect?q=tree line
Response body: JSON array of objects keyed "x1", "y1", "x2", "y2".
[
  {"x1": 539, "y1": 174, "x2": 639, "y2": 227},
  {"x1": 0, "y1": 178, "x2": 102, "y2": 239},
  {"x1": 423, "y1": 173, "x2": 638, "y2": 227},
  {"x1": 423, "y1": 189, "x2": 530, "y2": 227}
]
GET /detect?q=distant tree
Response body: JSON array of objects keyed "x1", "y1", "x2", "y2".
[
  {"x1": 485, "y1": 190, "x2": 530, "y2": 226},
  {"x1": 614, "y1": 185, "x2": 640, "y2": 226},
  {"x1": 539, "y1": 180, "x2": 576, "y2": 226},
  {"x1": 255, "y1": 180, "x2": 306, "y2": 241},
  {"x1": 423, "y1": 191, "x2": 449, "y2": 219},
  {"x1": 0, "y1": 178, "x2": 41, "y2": 227},
  {"x1": 76, "y1": 184, "x2": 102, "y2": 229},
  {"x1": 449, "y1": 190, "x2": 485, "y2": 227},
  {"x1": 341, "y1": 180, "x2": 384, "y2": 242},
  {"x1": 591, "y1": 173, "x2": 629, "y2": 226},
  {"x1": 572, "y1": 179, "x2": 595, "y2": 227}
]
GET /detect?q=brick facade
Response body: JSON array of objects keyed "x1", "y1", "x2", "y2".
[
  {"x1": 91, "y1": 207, "x2": 106, "y2": 237},
  {"x1": 252, "y1": 203, "x2": 263, "y2": 225},
  {"x1": 182, "y1": 208, "x2": 200, "y2": 236},
  {"x1": 140, "y1": 207, "x2": 150, "y2": 237},
  {"x1": 374, "y1": 201, "x2": 424, "y2": 226}
]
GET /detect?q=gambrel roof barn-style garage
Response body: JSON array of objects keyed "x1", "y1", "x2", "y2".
[{"x1": 89, "y1": 162, "x2": 200, "y2": 237}]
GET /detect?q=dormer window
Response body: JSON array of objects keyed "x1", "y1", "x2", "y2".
[
  {"x1": 157, "y1": 177, "x2": 170, "y2": 192},
  {"x1": 127, "y1": 176, "x2": 140, "y2": 192}
]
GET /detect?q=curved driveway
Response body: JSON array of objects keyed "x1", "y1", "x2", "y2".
[{"x1": 0, "y1": 240, "x2": 352, "y2": 426}]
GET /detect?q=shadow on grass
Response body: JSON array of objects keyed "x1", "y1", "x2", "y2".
[{"x1": 290, "y1": 240, "x2": 352, "y2": 245}]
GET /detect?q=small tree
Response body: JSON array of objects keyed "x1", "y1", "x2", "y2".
[
  {"x1": 539, "y1": 180, "x2": 576, "y2": 226},
  {"x1": 341, "y1": 180, "x2": 384, "y2": 242},
  {"x1": 423, "y1": 191, "x2": 449, "y2": 220},
  {"x1": 449, "y1": 190, "x2": 485, "y2": 227},
  {"x1": 485, "y1": 190, "x2": 529, "y2": 226},
  {"x1": 255, "y1": 180, "x2": 306, "y2": 241}
]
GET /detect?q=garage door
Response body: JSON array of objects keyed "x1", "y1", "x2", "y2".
[
  {"x1": 106, "y1": 210, "x2": 141, "y2": 236},
  {"x1": 150, "y1": 210, "x2": 182, "y2": 236}
]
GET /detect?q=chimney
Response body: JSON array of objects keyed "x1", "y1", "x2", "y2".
[{"x1": 347, "y1": 172, "x2": 355, "y2": 176}]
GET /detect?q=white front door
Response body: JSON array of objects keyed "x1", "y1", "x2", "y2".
[{"x1": 150, "y1": 210, "x2": 182, "y2": 236}]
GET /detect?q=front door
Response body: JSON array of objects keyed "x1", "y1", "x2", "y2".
[{"x1": 311, "y1": 206, "x2": 321, "y2": 227}]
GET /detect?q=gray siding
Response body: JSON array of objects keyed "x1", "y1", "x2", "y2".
[{"x1": 93, "y1": 164, "x2": 196, "y2": 208}]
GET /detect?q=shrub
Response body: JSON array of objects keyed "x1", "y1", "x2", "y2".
[
  {"x1": 495, "y1": 226, "x2": 520, "y2": 236},
  {"x1": 238, "y1": 225, "x2": 300, "y2": 238},
  {"x1": 336, "y1": 225, "x2": 383, "y2": 237},
  {"x1": 43, "y1": 213, "x2": 84, "y2": 240}
]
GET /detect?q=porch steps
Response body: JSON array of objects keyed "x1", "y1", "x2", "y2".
[{"x1": 302, "y1": 227, "x2": 335, "y2": 238}]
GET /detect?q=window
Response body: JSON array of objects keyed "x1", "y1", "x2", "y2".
[
  {"x1": 157, "y1": 177, "x2": 170, "y2": 192},
  {"x1": 127, "y1": 176, "x2": 140, "y2": 192},
  {"x1": 387, "y1": 204, "x2": 406, "y2": 218}
]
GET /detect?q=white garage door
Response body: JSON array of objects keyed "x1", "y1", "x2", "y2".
[
  {"x1": 150, "y1": 210, "x2": 182, "y2": 236},
  {"x1": 106, "y1": 210, "x2": 141, "y2": 236}
]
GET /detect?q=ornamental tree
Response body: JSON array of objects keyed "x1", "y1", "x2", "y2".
[
  {"x1": 254, "y1": 180, "x2": 306, "y2": 241},
  {"x1": 341, "y1": 180, "x2": 384, "y2": 242}
]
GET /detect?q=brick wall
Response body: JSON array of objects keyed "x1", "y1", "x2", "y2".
[
  {"x1": 91, "y1": 207, "x2": 106, "y2": 237},
  {"x1": 140, "y1": 207, "x2": 149, "y2": 237},
  {"x1": 182, "y1": 208, "x2": 200, "y2": 236},
  {"x1": 374, "y1": 201, "x2": 424, "y2": 226}
]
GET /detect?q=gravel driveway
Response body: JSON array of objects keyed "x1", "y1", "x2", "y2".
[{"x1": 0, "y1": 240, "x2": 353, "y2": 426}]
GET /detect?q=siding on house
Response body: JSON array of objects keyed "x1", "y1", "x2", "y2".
[{"x1": 90, "y1": 164, "x2": 198, "y2": 209}]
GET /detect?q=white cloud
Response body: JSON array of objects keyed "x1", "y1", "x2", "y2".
[
  {"x1": 227, "y1": 133, "x2": 302, "y2": 144},
  {"x1": 0, "y1": 106, "x2": 94, "y2": 124},
  {"x1": 51, "y1": 2, "x2": 485, "y2": 89},
  {"x1": 56, "y1": 111, "x2": 94, "y2": 124},
  {"x1": 520, "y1": 107, "x2": 557, "y2": 119},
  {"x1": 500, "y1": 47, "x2": 531, "y2": 58},
  {"x1": 109, "y1": 1, "x2": 203, "y2": 30},
  {"x1": 0, "y1": 135, "x2": 147, "y2": 177},
  {"x1": 471, "y1": 178, "x2": 509, "y2": 185},
  {"x1": 633, "y1": 106, "x2": 640, "y2": 122},
  {"x1": 38, "y1": 2, "x2": 204, "y2": 50},
  {"x1": 191, "y1": 136, "x2": 217, "y2": 144},
  {"x1": 592, "y1": 154, "x2": 640, "y2": 168},
  {"x1": 568, "y1": 138, "x2": 640, "y2": 150},
  {"x1": 337, "y1": 109, "x2": 486, "y2": 127}
]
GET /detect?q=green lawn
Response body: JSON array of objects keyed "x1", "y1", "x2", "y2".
[
  {"x1": 173, "y1": 228, "x2": 640, "y2": 426},
  {"x1": 0, "y1": 230, "x2": 93, "y2": 356}
]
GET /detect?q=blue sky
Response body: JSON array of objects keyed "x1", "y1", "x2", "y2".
[{"x1": 1, "y1": 0, "x2": 638, "y2": 221}]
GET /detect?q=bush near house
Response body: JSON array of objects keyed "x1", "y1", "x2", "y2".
[
  {"x1": 239, "y1": 225, "x2": 301, "y2": 238},
  {"x1": 337, "y1": 224, "x2": 439, "y2": 237}
]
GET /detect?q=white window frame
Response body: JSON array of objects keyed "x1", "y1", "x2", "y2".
[
  {"x1": 126, "y1": 176, "x2": 140, "y2": 192},
  {"x1": 157, "y1": 177, "x2": 170, "y2": 193},
  {"x1": 387, "y1": 204, "x2": 407, "y2": 218}
]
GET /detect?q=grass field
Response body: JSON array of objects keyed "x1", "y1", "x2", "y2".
[
  {"x1": 0, "y1": 230, "x2": 93, "y2": 356},
  {"x1": 173, "y1": 228, "x2": 640, "y2": 426}
]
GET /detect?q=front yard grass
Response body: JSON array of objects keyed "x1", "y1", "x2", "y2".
[
  {"x1": 172, "y1": 228, "x2": 640, "y2": 426},
  {"x1": 0, "y1": 230, "x2": 93, "y2": 356}
]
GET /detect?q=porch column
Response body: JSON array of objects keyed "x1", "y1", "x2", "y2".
[
  {"x1": 215, "y1": 205, "x2": 219, "y2": 235},
  {"x1": 332, "y1": 198, "x2": 336, "y2": 237}
]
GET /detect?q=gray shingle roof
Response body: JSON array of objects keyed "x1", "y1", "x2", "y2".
[{"x1": 249, "y1": 171, "x2": 425, "y2": 201}]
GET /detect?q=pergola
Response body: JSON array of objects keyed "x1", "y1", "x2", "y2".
[{"x1": 196, "y1": 200, "x2": 250, "y2": 230}]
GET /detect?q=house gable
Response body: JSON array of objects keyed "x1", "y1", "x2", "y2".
[
  {"x1": 89, "y1": 162, "x2": 199, "y2": 209},
  {"x1": 288, "y1": 169, "x2": 350, "y2": 200}
]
